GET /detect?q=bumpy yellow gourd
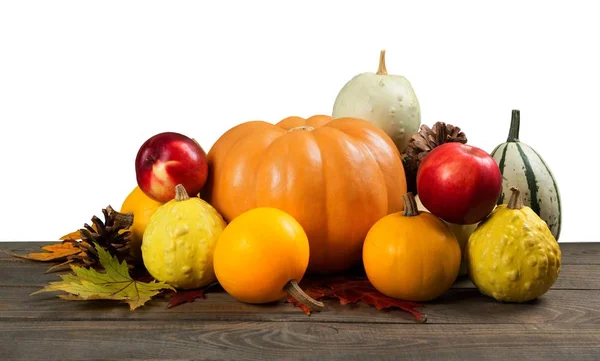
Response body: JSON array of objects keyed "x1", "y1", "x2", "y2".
[
  {"x1": 142, "y1": 184, "x2": 226, "y2": 290},
  {"x1": 466, "y1": 187, "x2": 561, "y2": 302}
]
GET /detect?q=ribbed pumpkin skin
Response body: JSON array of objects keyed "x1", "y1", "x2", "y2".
[{"x1": 203, "y1": 115, "x2": 407, "y2": 274}]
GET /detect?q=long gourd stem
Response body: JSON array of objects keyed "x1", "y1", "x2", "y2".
[
  {"x1": 284, "y1": 280, "x2": 324, "y2": 312},
  {"x1": 507, "y1": 109, "x2": 520, "y2": 142},
  {"x1": 377, "y1": 50, "x2": 388, "y2": 75}
]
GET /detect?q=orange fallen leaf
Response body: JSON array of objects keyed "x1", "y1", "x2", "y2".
[
  {"x1": 13, "y1": 242, "x2": 83, "y2": 262},
  {"x1": 59, "y1": 230, "x2": 82, "y2": 241}
]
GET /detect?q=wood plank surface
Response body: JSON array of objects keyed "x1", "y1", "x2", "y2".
[
  {"x1": 1, "y1": 242, "x2": 599, "y2": 361},
  {"x1": 2, "y1": 259, "x2": 598, "y2": 290},
  {"x1": 0, "y1": 285, "x2": 598, "y2": 325},
  {"x1": 1, "y1": 321, "x2": 599, "y2": 361},
  {"x1": 3, "y1": 242, "x2": 600, "y2": 264}
]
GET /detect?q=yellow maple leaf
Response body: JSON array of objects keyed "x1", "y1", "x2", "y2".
[{"x1": 32, "y1": 242, "x2": 175, "y2": 310}]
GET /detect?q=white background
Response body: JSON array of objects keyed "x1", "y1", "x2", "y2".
[{"x1": 0, "y1": 1, "x2": 596, "y2": 243}]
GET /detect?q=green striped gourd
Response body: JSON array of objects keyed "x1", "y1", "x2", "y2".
[{"x1": 490, "y1": 110, "x2": 561, "y2": 240}]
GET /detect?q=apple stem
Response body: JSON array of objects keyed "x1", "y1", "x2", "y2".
[
  {"x1": 403, "y1": 192, "x2": 420, "y2": 217},
  {"x1": 507, "y1": 186, "x2": 524, "y2": 210},
  {"x1": 377, "y1": 50, "x2": 388, "y2": 75},
  {"x1": 507, "y1": 109, "x2": 520, "y2": 142},
  {"x1": 283, "y1": 280, "x2": 325, "y2": 313},
  {"x1": 174, "y1": 184, "x2": 190, "y2": 202}
]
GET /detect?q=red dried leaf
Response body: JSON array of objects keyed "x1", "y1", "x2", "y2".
[
  {"x1": 167, "y1": 289, "x2": 206, "y2": 309},
  {"x1": 287, "y1": 276, "x2": 426, "y2": 322},
  {"x1": 166, "y1": 283, "x2": 219, "y2": 309}
]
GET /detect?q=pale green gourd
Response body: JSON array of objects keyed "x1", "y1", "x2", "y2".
[
  {"x1": 332, "y1": 50, "x2": 421, "y2": 152},
  {"x1": 490, "y1": 110, "x2": 562, "y2": 240}
]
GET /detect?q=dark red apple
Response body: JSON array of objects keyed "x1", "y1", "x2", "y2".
[
  {"x1": 135, "y1": 132, "x2": 208, "y2": 202},
  {"x1": 416, "y1": 142, "x2": 502, "y2": 225}
]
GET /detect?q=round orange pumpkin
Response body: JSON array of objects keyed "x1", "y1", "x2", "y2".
[
  {"x1": 363, "y1": 193, "x2": 461, "y2": 301},
  {"x1": 214, "y1": 207, "x2": 309, "y2": 304},
  {"x1": 204, "y1": 115, "x2": 407, "y2": 274}
]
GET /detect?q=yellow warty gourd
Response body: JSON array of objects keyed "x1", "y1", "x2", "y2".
[
  {"x1": 466, "y1": 187, "x2": 561, "y2": 303},
  {"x1": 142, "y1": 184, "x2": 226, "y2": 290}
]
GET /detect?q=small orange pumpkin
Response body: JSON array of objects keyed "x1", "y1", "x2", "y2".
[
  {"x1": 213, "y1": 207, "x2": 323, "y2": 311},
  {"x1": 204, "y1": 115, "x2": 407, "y2": 274},
  {"x1": 363, "y1": 193, "x2": 461, "y2": 301}
]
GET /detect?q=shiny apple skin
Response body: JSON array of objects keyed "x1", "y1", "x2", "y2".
[
  {"x1": 416, "y1": 142, "x2": 502, "y2": 225},
  {"x1": 135, "y1": 132, "x2": 208, "y2": 202}
]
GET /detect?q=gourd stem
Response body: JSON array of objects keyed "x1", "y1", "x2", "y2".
[
  {"x1": 508, "y1": 186, "x2": 524, "y2": 209},
  {"x1": 507, "y1": 109, "x2": 520, "y2": 142},
  {"x1": 284, "y1": 280, "x2": 325, "y2": 312},
  {"x1": 377, "y1": 50, "x2": 388, "y2": 75},
  {"x1": 174, "y1": 184, "x2": 190, "y2": 202},
  {"x1": 403, "y1": 192, "x2": 419, "y2": 217}
]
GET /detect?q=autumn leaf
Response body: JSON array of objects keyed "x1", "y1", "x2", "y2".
[
  {"x1": 12, "y1": 242, "x2": 83, "y2": 262},
  {"x1": 11, "y1": 241, "x2": 85, "y2": 273},
  {"x1": 287, "y1": 277, "x2": 426, "y2": 322},
  {"x1": 32, "y1": 242, "x2": 175, "y2": 310},
  {"x1": 166, "y1": 282, "x2": 220, "y2": 309},
  {"x1": 167, "y1": 289, "x2": 206, "y2": 308},
  {"x1": 59, "y1": 230, "x2": 82, "y2": 241}
]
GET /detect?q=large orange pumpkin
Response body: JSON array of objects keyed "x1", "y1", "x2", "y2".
[{"x1": 203, "y1": 115, "x2": 407, "y2": 274}]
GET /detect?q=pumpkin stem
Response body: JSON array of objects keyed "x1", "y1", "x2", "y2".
[
  {"x1": 284, "y1": 280, "x2": 325, "y2": 313},
  {"x1": 403, "y1": 192, "x2": 420, "y2": 217},
  {"x1": 507, "y1": 186, "x2": 524, "y2": 210},
  {"x1": 288, "y1": 126, "x2": 315, "y2": 132},
  {"x1": 507, "y1": 109, "x2": 520, "y2": 142},
  {"x1": 377, "y1": 49, "x2": 388, "y2": 75},
  {"x1": 174, "y1": 184, "x2": 190, "y2": 202}
]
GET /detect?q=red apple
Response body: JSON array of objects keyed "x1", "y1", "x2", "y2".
[
  {"x1": 416, "y1": 142, "x2": 502, "y2": 225},
  {"x1": 135, "y1": 132, "x2": 208, "y2": 202}
]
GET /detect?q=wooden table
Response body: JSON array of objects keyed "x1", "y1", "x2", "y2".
[{"x1": 1, "y1": 242, "x2": 599, "y2": 361}]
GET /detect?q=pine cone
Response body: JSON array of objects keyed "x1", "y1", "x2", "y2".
[
  {"x1": 402, "y1": 122, "x2": 467, "y2": 194},
  {"x1": 64, "y1": 205, "x2": 136, "y2": 268}
]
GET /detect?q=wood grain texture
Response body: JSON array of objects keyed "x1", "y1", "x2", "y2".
[
  {"x1": 1, "y1": 242, "x2": 599, "y2": 361},
  {"x1": 2, "y1": 260, "x2": 598, "y2": 290},
  {"x1": 3, "y1": 242, "x2": 600, "y2": 264},
  {"x1": 1, "y1": 285, "x2": 598, "y2": 325},
  {"x1": 1, "y1": 321, "x2": 599, "y2": 361}
]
